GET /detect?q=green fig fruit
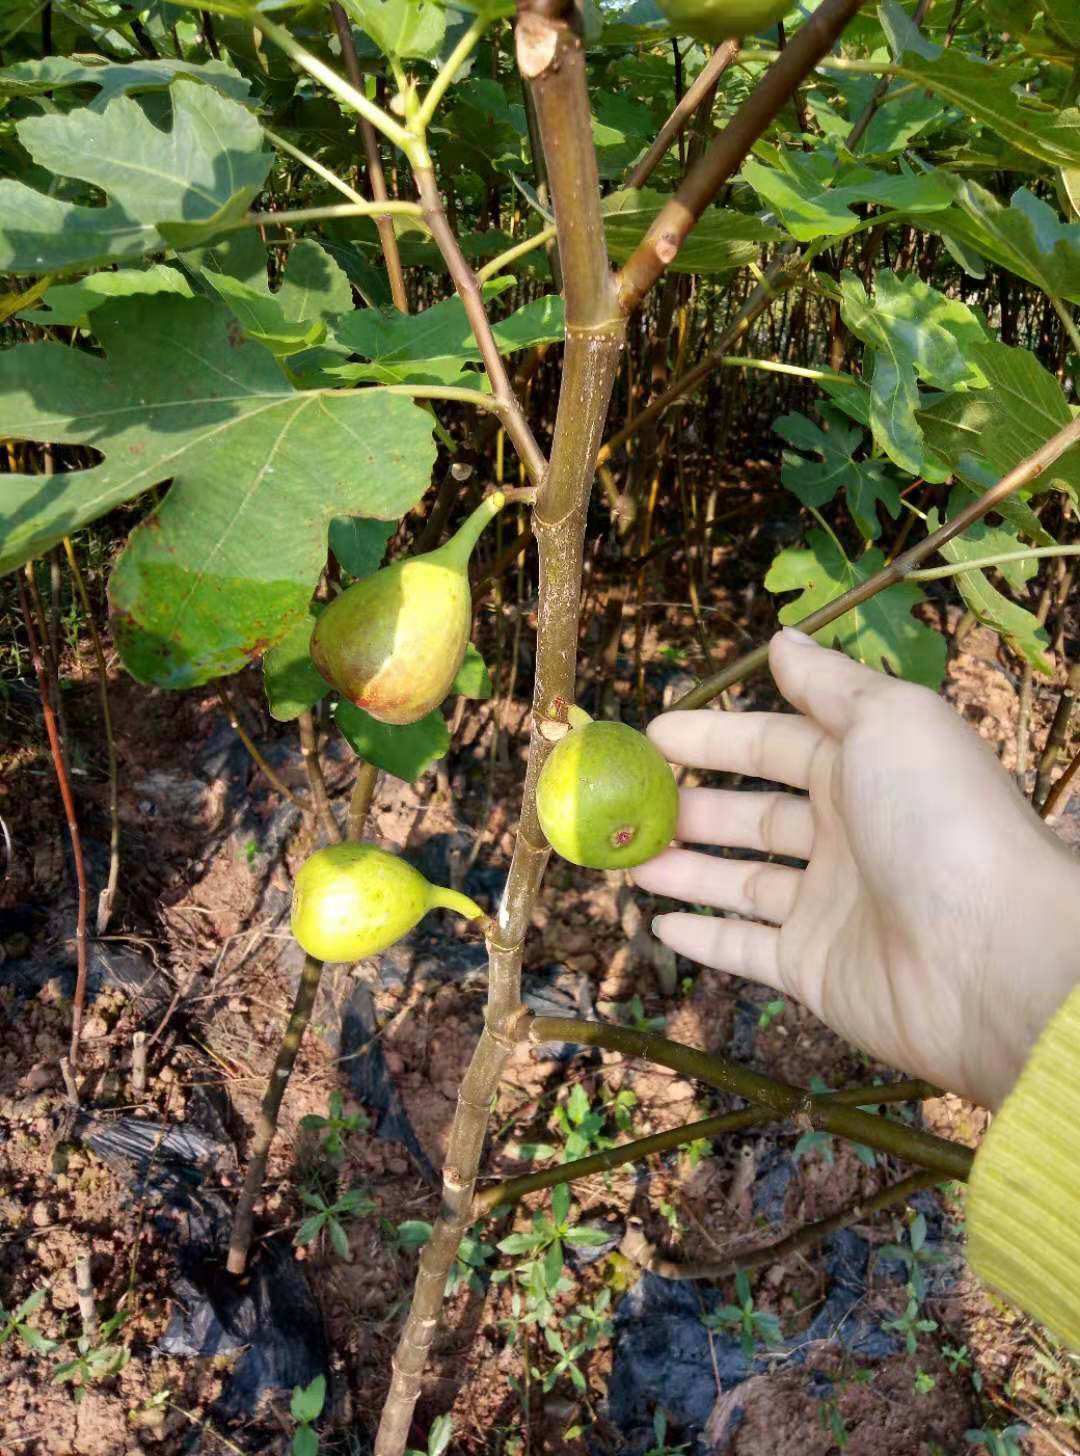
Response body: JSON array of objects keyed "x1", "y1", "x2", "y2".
[
  {"x1": 291, "y1": 842, "x2": 484, "y2": 962},
  {"x1": 536, "y1": 719, "x2": 679, "y2": 870},
  {"x1": 311, "y1": 492, "x2": 506, "y2": 726},
  {"x1": 656, "y1": 0, "x2": 791, "y2": 44}
]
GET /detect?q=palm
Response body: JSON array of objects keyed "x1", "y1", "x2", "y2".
[{"x1": 634, "y1": 631, "x2": 1080, "y2": 1108}]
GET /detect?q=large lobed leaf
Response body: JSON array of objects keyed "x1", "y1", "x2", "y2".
[
  {"x1": 0, "y1": 294, "x2": 436, "y2": 688},
  {"x1": 0, "y1": 54, "x2": 251, "y2": 105},
  {"x1": 919, "y1": 342, "x2": 1080, "y2": 508},
  {"x1": 894, "y1": 47, "x2": 1080, "y2": 171},
  {"x1": 775, "y1": 407, "x2": 900, "y2": 541},
  {"x1": 839, "y1": 271, "x2": 988, "y2": 475},
  {"x1": 742, "y1": 151, "x2": 952, "y2": 244},
  {"x1": 765, "y1": 531, "x2": 946, "y2": 688},
  {"x1": 0, "y1": 77, "x2": 271, "y2": 273},
  {"x1": 926, "y1": 505, "x2": 1052, "y2": 676}
]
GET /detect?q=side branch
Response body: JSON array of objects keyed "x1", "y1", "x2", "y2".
[
  {"x1": 414, "y1": 167, "x2": 547, "y2": 486},
  {"x1": 474, "y1": 1076, "x2": 937, "y2": 1212},
  {"x1": 676, "y1": 413, "x2": 1080, "y2": 709},
  {"x1": 625, "y1": 39, "x2": 739, "y2": 192},
  {"x1": 528, "y1": 1016, "x2": 973, "y2": 1181},
  {"x1": 617, "y1": 0, "x2": 868, "y2": 313}
]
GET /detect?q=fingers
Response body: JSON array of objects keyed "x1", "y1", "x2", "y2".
[
  {"x1": 676, "y1": 787, "x2": 813, "y2": 861},
  {"x1": 648, "y1": 708, "x2": 824, "y2": 790},
  {"x1": 632, "y1": 846, "x2": 801, "y2": 925},
  {"x1": 768, "y1": 627, "x2": 895, "y2": 737},
  {"x1": 651, "y1": 912, "x2": 783, "y2": 992}
]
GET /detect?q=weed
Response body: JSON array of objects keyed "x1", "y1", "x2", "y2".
[
  {"x1": 882, "y1": 1293, "x2": 937, "y2": 1354},
  {"x1": 290, "y1": 1375, "x2": 326, "y2": 1456},
  {"x1": 702, "y1": 1270, "x2": 783, "y2": 1360},
  {"x1": 965, "y1": 1425, "x2": 1029, "y2": 1456},
  {"x1": 757, "y1": 997, "x2": 786, "y2": 1030},
  {"x1": 496, "y1": 1184, "x2": 609, "y2": 1326},
  {"x1": 407, "y1": 1413, "x2": 453, "y2": 1456},
  {"x1": 643, "y1": 1409, "x2": 690, "y2": 1455},
  {"x1": 53, "y1": 1309, "x2": 129, "y2": 1395},
  {"x1": 301, "y1": 1091, "x2": 369, "y2": 1161},
  {"x1": 0, "y1": 1288, "x2": 57, "y2": 1355},
  {"x1": 295, "y1": 1186, "x2": 375, "y2": 1260}
]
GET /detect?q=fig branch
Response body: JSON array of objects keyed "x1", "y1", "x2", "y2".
[
  {"x1": 372, "y1": 7, "x2": 627, "y2": 1452},
  {"x1": 627, "y1": 1169, "x2": 940, "y2": 1282},
  {"x1": 17, "y1": 569, "x2": 89, "y2": 1071},
  {"x1": 625, "y1": 38, "x2": 739, "y2": 191},
  {"x1": 616, "y1": 0, "x2": 869, "y2": 313},
  {"x1": 329, "y1": 2, "x2": 409, "y2": 312},
  {"x1": 675, "y1": 411, "x2": 1080, "y2": 709},
  {"x1": 527, "y1": 1016, "x2": 974, "y2": 1181},
  {"x1": 474, "y1": 1076, "x2": 939, "y2": 1212}
]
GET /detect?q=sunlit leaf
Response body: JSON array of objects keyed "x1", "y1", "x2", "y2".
[
  {"x1": 927, "y1": 507, "x2": 1052, "y2": 675},
  {"x1": 0, "y1": 294, "x2": 435, "y2": 686},
  {"x1": 775, "y1": 407, "x2": 901, "y2": 540},
  {"x1": 839, "y1": 271, "x2": 988, "y2": 474},
  {"x1": 0, "y1": 77, "x2": 271, "y2": 272},
  {"x1": 765, "y1": 531, "x2": 946, "y2": 687}
]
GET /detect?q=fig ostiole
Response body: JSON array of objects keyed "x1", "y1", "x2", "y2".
[
  {"x1": 656, "y1": 0, "x2": 791, "y2": 44},
  {"x1": 291, "y1": 842, "x2": 484, "y2": 963},
  {"x1": 311, "y1": 492, "x2": 506, "y2": 726},
  {"x1": 535, "y1": 717, "x2": 679, "y2": 871}
]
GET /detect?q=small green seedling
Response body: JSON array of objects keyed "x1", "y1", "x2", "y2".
[
  {"x1": 295, "y1": 1186, "x2": 375, "y2": 1259},
  {"x1": 757, "y1": 997, "x2": 786, "y2": 1030},
  {"x1": 53, "y1": 1310, "x2": 129, "y2": 1394},
  {"x1": 301, "y1": 1091, "x2": 369, "y2": 1160},
  {"x1": 881, "y1": 1210, "x2": 947, "y2": 1301},
  {"x1": 644, "y1": 1409, "x2": 690, "y2": 1456},
  {"x1": 965, "y1": 1425, "x2": 1029, "y2": 1456},
  {"x1": 702, "y1": 1269, "x2": 783, "y2": 1360},
  {"x1": 882, "y1": 1292, "x2": 938, "y2": 1354},
  {"x1": 496, "y1": 1184, "x2": 609, "y2": 1325},
  {"x1": 1, "y1": 1289, "x2": 56, "y2": 1355},
  {"x1": 407, "y1": 1412, "x2": 453, "y2": 1456},
  {"x1": 290, "y1": 1374, "x2": 326, "y2": 1456}
]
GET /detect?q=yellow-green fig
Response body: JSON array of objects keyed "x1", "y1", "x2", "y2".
[
  {"x1": 536, "y1": 719, "x2": 678, "y2": 870},
  {"x1": 291, "y1": 842, "x2": 484, "y2": 962},
  {"x1": 311, "y1": 493, "x2": 505, "y2": 726},
  {"x1": 656, "y1": 0, "x2": 791, "y2": 43}
]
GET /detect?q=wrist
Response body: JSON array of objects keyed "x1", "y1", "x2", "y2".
[{"x1": 988, "y1": 838, "x2": 1080, "y2": 1108}]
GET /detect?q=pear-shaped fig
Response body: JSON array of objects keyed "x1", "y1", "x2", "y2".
[
  {"x1": 536, "y1": 719, "x2": 678, "y2": 870},
  {"x1": 291, "y1": 842, "x2": 484, "y2": 962},
  {"x1": 657, "y1": 0, "x2": 791, "y2": 43},
  {"x1": 311, "y1": 492, "x2": 505, "y2": 726}
]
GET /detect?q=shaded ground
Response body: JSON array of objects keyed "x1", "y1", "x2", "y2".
[{"x1": 2, "y1": 506, "x2": 1079, "y2": 1456}]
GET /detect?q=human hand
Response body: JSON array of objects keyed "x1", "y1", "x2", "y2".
[{"x1": 633, "y1": 629, "x2": 1080, "y2": 1108}]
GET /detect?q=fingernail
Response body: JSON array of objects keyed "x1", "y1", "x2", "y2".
[
  {"x1": 781, "y1": 627, "x2": 815, "y2": 646},
  {"x1": 651, "y1": 915, "x2": 667, "y2": 937}
]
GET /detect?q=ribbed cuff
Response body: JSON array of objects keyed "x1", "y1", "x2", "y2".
[{"x1": 968, "y1": 981, "x2": 1080, "y2": 1350}]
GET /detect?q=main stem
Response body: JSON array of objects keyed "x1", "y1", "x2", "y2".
[{"x1": 373, "y1": 9, "x2": 624, "y2": 1452}]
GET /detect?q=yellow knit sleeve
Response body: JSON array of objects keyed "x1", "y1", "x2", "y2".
[{"x1": 968, "y1": 981, "x2": 1080, "y2": 1350}]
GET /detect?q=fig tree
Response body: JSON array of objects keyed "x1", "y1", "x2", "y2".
[
  {"x1": 311, "y1": 492, "x2": 505, "y2": 726},
  {"x1": 656, "y1": 0, "x2": 791, "y2": 43},
  {"x1": 291, "y1": 842, "x2": 484, "y2": 962},
  {"x1": 536, "y1": 718, "x2": 678, "y2": 870}
]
